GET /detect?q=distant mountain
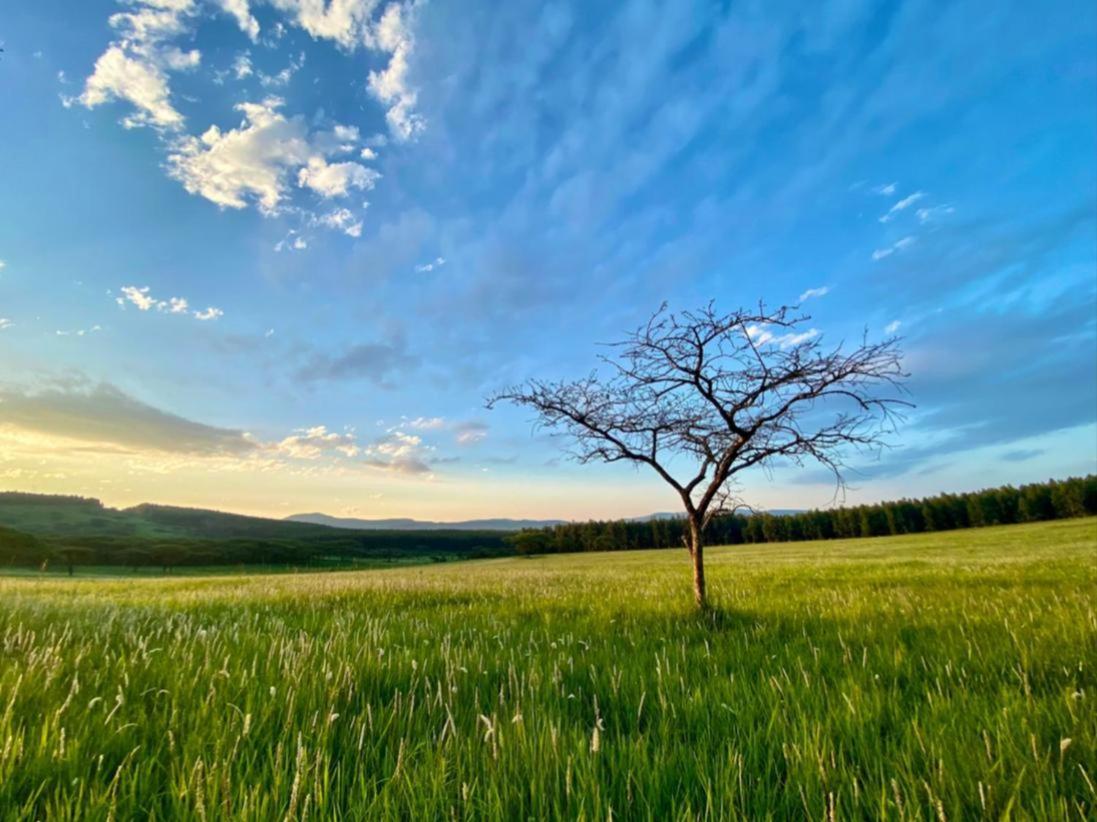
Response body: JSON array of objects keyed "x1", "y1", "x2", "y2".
[
  {"x1": 286, "y1": 513, "x2": 567, "y2": 532},
  {"x1": 288, "y1": 508, "x2": 805, "y2": 531}
]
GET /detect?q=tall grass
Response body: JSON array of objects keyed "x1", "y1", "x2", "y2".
[{"x1": 0, "y1": 518, "x2": 1093, "y2": 819}]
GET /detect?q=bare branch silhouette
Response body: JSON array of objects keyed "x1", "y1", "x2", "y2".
[{"x1": 488, "y1": 301, "x2": 909, "y2": 608}]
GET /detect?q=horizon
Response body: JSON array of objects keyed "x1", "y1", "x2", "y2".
[
  {"x1": 1, "y1": 1, "x2": 1095, "y2": 520},
  {"x1": 0, "y1": 473, "x2": 1085, "y2": 525}
]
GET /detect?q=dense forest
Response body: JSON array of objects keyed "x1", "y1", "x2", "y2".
[{"x1": 504, "y1": 475, "x2": 1097, "y2": 554}]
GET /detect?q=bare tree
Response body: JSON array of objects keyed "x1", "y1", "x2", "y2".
[{"x1": 487, "y1": 302, "x2": 908, "y2": 609}]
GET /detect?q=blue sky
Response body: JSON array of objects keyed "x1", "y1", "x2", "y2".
[{"x1": 0, "y1": 0, "x2": 1094, "y2": 520}]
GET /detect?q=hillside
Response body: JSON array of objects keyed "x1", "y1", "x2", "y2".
[{"x1": 0, "y1": 493, "x2": 511, "y2": 567}]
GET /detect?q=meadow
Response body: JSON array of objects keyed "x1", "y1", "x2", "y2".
[{"x1": 0, "y1": 518, "x2": 1093, "y2": 820}]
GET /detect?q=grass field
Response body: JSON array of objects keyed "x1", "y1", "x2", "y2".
[{"x1": 1, "y1": 519, "x2": 1094, "y2": 819}]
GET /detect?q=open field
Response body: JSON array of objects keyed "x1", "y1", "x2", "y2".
[{"x1": 0, "y1": 519, "x2": 1094, "y2": 819}]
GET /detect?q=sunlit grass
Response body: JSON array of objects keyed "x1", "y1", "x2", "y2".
[{"x1": 1, "y1": 518, "x2": 1094, "y2": 819}]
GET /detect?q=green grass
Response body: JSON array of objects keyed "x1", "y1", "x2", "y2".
[{"x1": 0, "y1": 519, "x2": 1094, "y2": 820}]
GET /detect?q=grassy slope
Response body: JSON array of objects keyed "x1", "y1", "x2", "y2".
[{"x1": 0, "y1": 518, "x2": 1094, "y2": 819}]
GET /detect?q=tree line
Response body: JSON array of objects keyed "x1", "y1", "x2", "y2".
[{"x1": 504, "y1": 475, "x2": 1097, "y2": 555}]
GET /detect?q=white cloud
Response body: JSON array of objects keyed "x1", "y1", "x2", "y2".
[
  {"x1": 297, "y1": 156, "x2": 380, "y2": 198},
  {"x1": 879, "y1": 191, "x2": 926, "y2": 223},
  {"x1": 0, "y1": 260, "x2": 7, "y2": 271},
  {"x1": 232, "y1": 51, "x2": 253, "y2": 79},
  {"x1": 276, "y1": 425, "x2": 359, "y2": 459},
  {"x1": 916, "y1": 204, "x2": 955, "y2": 224},
  {"x1": 311, "y1": 124, "x2": 360, "y2": 154},
  {"x1": 414, "y1": 256, "x2": 445, "y2": 273},
  {"x1": 0, "y1": 319, "x2": 13, "y2": 331},
  {"x1": 885, "y1": 320, "x2": 902, "y2": 334},
  {"x1": 268, "y1": 0, "x2": 376, "y2": 48},
  {"x1": 218, "y1": 0, "x2": 260, "y2": 41},
  {"x1": 259, "y1": 51, "x2": 305, "y2": 87},
  {"x1": 333, "y1": 124, "x2": 360, "y2": 142},
  {"x1": 73, "y1": 0, "x2": 421, "y2": 225},
  {"x1": 274, "y1": 231, "x2": 309, "y2": 251},
  {"x1": 118, "y1": 285, "x2": 221, "y2": 320},
  {"x1": 167, "y1": 97, "x2": 312, "y2": 213},
  {"x1": 168, "y1": 98, "x2": 379, "y2": 215},
  {"x1": 797, "y1": 285, "x2": 829, "y2": 303},
  {"x1": 363, "y1": 429, "x2": 433, "y2": 473},
  {"x1": 76, "y1": 45, "x2": 190, "y2": 129},
  {"x1": 366, "y1": 3, "x2": 425, "y2": 141},
  {"x1": 406, "y1": 416, "x2": 446, "y2": 430},
  {"x1": 745, "y1": 324, "x2": 773, "y2": 345},
  {"x1": 745, "y1": 324, "x2": 819, "y2": 349},
  {"x1": 871, "y1": 235, "x2": 916, "y2": 261},
  {"x1": 73, "y1": 0, "x2": 199, "y2": 130},
  {"x1": 314, "y1": 207, "x2": 363, "y2": 237},
  {"x1": 119, "y1": 285, "x2": 158, "y2": 311},
  {"x1": 776, "y1": 329, "x2": 819, "y2": 349},
  {"x1": 873, "y1": 182, "x2": 897, "y2": 196}
]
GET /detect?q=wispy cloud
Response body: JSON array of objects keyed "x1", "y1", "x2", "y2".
[
  {"x1": 797, "y1": 285, "x2": 829, "y2": 303},
  {"x1": 314, "y1": 207, "x2": 364, "y2": 237},
  {"x1": 454, "y1": 420, "x2": 488, "y2": 445},
  {"x1": 871, "y1": 236, "x2": 916, "y2": 261},
  {"x1": 879, "y1": 191, "x2": 926, "y2": 223},
  {"x1": 415, "y1": 256, "x2": 445, "y2": 273},
  {"x1": 0, "y1": 382, "x2": 257, "y2": 456},
  {"x1": 406, "y1": 416, "x2": 446, "y2": 430},
  {"x1": 56, "y1": 325, "x2": 103, "y2": 337},
  {"x1": 258, "y1": 50, "x2": 304, "y2": 88},
  {"x1": 746, "y1": 324, "x2": 821, "y2": 349},
  {"x1": 916, "y1": 204, "x2": 955, "y2": 224},
  {"x1": 274, "y1": 231, "x2": 308, "y2": 252}
]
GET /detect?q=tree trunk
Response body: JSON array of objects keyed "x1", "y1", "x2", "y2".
[{"x1": 687, "y1": 517, "x2": 706, "y2": 609}]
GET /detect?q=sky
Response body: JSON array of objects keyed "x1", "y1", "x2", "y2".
[{"x1": 0, "y1": 0, "x2": 1094, "y2": 521}]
